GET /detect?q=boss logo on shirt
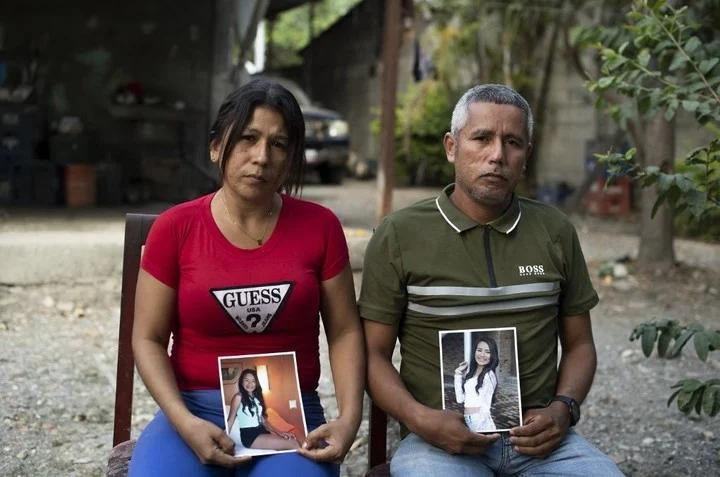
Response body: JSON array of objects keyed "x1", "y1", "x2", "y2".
[
  {"x1": 518, "y1": 265, "x2": 545, "y2": 277},
  {"x1": 210, "y1": 282, "x2": 294, "y2": 333}
]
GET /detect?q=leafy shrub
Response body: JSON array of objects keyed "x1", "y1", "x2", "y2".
[
  {"x1": 630, "y1": 320, "x2": 720, "y2": 416},
  {"x1": 393, "y1": 80, "x2": 455, "y2": 186}
]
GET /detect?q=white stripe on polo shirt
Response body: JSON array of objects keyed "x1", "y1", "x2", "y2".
[
  {"x1": 407, "y1": 281, "x2": 559, "y2": 297},
  {"x1": 435, "y1": 196, "x2": 461, "y2": 233},
  {"x1": 507, "y1": 208, "x2": 522, "y2": 233},
  {"x1": 407, "y1": 294, "x2": 560, "y2": 316},
  {"x1": 434, "y1": 194, "x2": 523, "y2": 234}
]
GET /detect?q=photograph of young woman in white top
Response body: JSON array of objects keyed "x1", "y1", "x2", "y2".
[
  {"x1": 454, "y1": 335, "x2": 499, "y2": 432},
  {"x1": 227, "y1": 369, "x2": 300, "y2": 452},
  {"x1": 440, "y1": 327, "x2": 522, "y2": 433}
]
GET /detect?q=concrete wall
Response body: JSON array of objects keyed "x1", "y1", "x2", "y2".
[
  {"x1": 290, "y1": 0, "x2": 415, "y2": 166},
  {"x1": 535, "y1": 57, "x2": 598, "y2": 188}
]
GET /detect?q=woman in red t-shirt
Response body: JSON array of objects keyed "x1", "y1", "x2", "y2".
[{"x1": 128, "y1": 79, "x2": 364, "y2": 476}]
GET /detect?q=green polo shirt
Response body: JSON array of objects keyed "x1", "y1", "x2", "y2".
[{"x1": 359, "y1": 184, "x2": 598, "y2": 425}]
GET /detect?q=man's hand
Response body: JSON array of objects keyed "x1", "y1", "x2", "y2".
[
  {"x1": 298, "y1": 417, "x2": 357, "y2": 463},
  {"x1": 413, "y1": 408, "x2": 500, "y2": 455},
  {"x1": 177, "y1": 415, "x2": 250, "y2": 467},
  {"x1": 509, "y1": 402, "x2": 570, "y2": 458}
]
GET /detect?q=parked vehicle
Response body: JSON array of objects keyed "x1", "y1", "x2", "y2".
[{"x1": 252, "y1": 75, "x2": 349, "y2": 184}]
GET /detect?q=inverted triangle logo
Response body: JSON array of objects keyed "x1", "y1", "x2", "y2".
[{"x1": 210, "y1": 282, "x2": 294, "y2": 333}]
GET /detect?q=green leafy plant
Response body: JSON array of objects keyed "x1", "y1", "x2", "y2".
[
  {"x1": 394, "y1": 80, "x2": 455, "y2": 186},
  {"x1": 630, "y1": 321, "x2": 720, "y2": 416},
  {"x1": 578, "y1": 0, "x2": 720, "y2": 418},
  {"x1": 370, "y1": 79, "x2": 455, "y2": 186},
  {"x1": 577, "y1": 0, "x2": 720, "y2": 221}
]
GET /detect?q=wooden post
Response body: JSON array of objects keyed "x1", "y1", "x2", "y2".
[
  {"x1": 305, "y1": 0, "x2": 316, "y2": 98},
  {"x1": 376, "y1": 0, "x2": 402, "y2": 223}
]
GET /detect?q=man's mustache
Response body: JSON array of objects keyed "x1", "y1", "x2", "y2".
[{"x1": 479, "y1": 173, "x2": 508, "y2": 181}]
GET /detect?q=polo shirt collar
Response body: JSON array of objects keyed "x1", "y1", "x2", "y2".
[{"x1": 435, "y1": 183, "x2": 522, "y2": 235}]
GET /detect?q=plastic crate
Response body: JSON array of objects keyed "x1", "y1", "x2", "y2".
[{"x1": 582, "y1": 177, "x2": 632, "y2": 216}]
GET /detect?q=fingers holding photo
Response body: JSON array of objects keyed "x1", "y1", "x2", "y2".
[{"x1": 299, "y1": 419, "x2": 356, "y2": 463}]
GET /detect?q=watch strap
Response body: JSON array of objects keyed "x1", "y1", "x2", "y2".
[{"x1": 549, "y1": 395, "x2": 580, "y2": 426}]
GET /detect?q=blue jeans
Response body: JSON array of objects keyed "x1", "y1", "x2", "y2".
[
  {"x1": 391, "y1": 430, "x2": 623, "y2": 476},
  {"x1": 129, "y1": 390, "x2": 339, "y2": 477}
]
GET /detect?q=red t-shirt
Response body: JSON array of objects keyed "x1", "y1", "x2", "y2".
[{"x1": 141, "y1": 192, "x2": 349, "y2": 392}]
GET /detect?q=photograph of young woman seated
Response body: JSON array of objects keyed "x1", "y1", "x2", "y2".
[
  {"x1": 227, "y1": 368, "x2": 299, "y2": 453},
  {"x1": 128, "y1": 79, "x2": 364, "y2": 477}
]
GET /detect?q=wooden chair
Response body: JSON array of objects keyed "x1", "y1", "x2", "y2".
[
  {"x1": 107, "y1": 213, "x2": 156, "y2": 477},
  {"x1": 366, "y1": 403, "x2": 391, "y2": 476},
  {"x1": 107, "y1": 213, "x2": 392, "y2": 476}
]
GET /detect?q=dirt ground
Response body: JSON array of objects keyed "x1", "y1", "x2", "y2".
[{"x1": 1, "y1": 217, "x2": 719, "y2": 476}]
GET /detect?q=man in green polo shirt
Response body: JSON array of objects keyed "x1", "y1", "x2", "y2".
[{"x1": 360, "y1": 84, "x2": 622, "y2": 476}]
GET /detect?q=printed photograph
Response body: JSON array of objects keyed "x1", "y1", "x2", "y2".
[
  {"x1": 218, "y1": 352, "x2": 307, "y2": 457},
  {"x1": 439, "y1": 327, "x2": 522, "y2": 433}
]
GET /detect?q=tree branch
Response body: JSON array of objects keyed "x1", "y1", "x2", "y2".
[{"x1": 649, "y1": 5, "x2": 720, "y2": 104}]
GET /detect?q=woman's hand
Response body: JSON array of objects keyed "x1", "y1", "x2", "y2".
[
  {"x1": 298, "y1": 417, "x2": 357, "y2": 463},
  {"x1": 178, "y1": 415, "x2": 250, "y2": 467},
  {"x1": 455, "y1": 361, "x2": 469, "y2": 376}
]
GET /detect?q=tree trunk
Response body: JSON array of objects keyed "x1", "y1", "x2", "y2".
[
  {"x1": 637, "y1": 112, "x2": 675, "y2": 269},
  {"x1": 376, "y1": 0, "x2": 402, "y2": 223},
  {"x1": 501, "y1": 9, "x2": 514, "y2": 87},
  {"x1": 526, "y1": 7, "x2": 561, "y2": 191}
]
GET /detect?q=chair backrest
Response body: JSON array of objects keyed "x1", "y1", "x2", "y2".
[
  {"x1": 368, "y1": 402, "x2": 388, "y2": 467},
  {"x1": 112, "y1": 213, "x2": 157, "y2": 447}
]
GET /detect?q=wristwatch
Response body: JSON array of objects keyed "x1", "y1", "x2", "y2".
[{"x1": 549, "y1": 395, "x2": 580, "y2": 426}]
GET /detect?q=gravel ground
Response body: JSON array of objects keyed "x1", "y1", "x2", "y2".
[{"x1": 1, "y1": 220, "x2": 719, "y2": 476}]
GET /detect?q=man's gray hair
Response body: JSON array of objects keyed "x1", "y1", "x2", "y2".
[{"x1": 450, "y1": 84, "x2": 534, "y2": 143}]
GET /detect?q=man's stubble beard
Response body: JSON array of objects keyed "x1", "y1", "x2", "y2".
[{"x1": 456, "y1": 174, "x2": 512, "y2": 209}]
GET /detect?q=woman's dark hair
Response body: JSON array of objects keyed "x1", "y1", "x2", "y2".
[
  {"x1": 463, "y1": 334, "x2": 499, "y2": 403},
  {"x1": 237, "y1": 368, "x2": 268, "y2": 418},
  {"x1": 209, "y1": 79, "x2": 306, "y2": 195}
]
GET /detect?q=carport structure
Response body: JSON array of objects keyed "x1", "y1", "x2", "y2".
[{"x1": 0, "y1": 0, "x2": 314, "y2": 204}]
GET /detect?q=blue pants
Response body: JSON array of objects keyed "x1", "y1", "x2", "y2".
[
  {"x1": 129, "y1": 390, "x2": 339, "y2": 477},
  {"x1": 391, "y1": 430, "x2": 623, "y2": 476}
]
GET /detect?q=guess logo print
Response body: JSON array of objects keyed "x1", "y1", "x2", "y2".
[{"x1": 210, "y1": 282, "x2": 293, "y2": 333}]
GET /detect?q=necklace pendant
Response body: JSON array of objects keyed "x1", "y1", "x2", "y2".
[{"x1": 257, "y1": 239, "x2": 263, "y2": 246}]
